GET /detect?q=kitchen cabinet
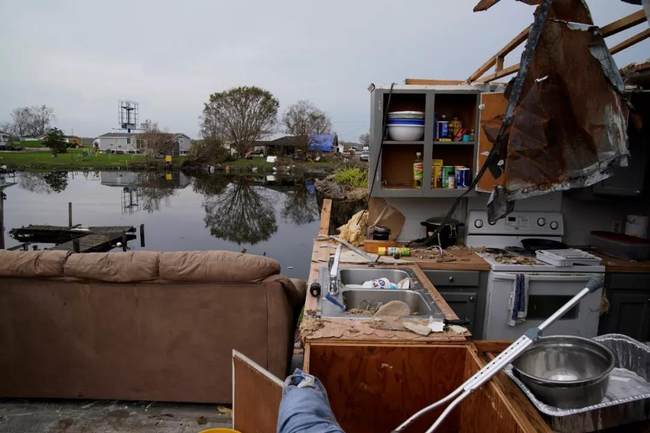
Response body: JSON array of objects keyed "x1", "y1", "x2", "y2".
[
  {"x1": 424, "y1": 270, "x2": 488, "y2": 338},
  {"x1": 368, "y1": 85, "x2": 482, "y2": 198},
  {"x1": 598, "y1": 273, "x2": 650, "y2": 341}
]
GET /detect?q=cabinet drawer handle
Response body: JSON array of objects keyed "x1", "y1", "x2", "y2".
[
  {"x1": 448, "y1": 276, "x2": 454, "y2": 282},
  {"x1": 469, "y1": 296, "x2": 475, "y2": 302}
]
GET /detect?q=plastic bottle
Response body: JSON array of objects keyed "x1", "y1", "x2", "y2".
[{"x1": 413, "y1": 152, "x2": 423, "y2": 187}]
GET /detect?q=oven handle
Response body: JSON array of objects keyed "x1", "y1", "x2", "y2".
[{"x1": 491, "y1": 272, "x2": 600, "y2": 283}]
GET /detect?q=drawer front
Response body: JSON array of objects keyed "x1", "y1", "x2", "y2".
[
  {"x1": 425, "y1": 270, "x2": 479, "y2": 287},
  {"x1": 440, "y1": 291, "x2": 477, "y2": 333}
]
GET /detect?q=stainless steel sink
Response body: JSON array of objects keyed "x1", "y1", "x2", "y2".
[
  {"x1": 338, "y1": 268, "x2": 413, "y2": 288},
  {"x1": 320, "y1": 267, "x2": 443, "y2": 319}
]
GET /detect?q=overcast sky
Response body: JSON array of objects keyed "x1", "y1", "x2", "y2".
[{"x1": 0, "y1": 1, "x2": 647, "y2": 141}]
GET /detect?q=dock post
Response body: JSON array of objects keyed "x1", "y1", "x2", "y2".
[
  {"x1": 68, "y1": 202, "x2": 72, "y2": 228},
  {"x1": 140, "y1": 224, "x2": 145, "y2": 248},
  {"x1": 122, "y1": 233, "x2": 127, "y2": 251}
]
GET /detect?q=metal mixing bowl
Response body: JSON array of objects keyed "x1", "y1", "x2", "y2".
[{"x1": 512, "y1": 335, "x2": 615, "y2": 409}]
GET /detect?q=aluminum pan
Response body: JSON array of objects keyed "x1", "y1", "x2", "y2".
[{"x1": 505, "y1": 334, "x2": 650, "y2": 433}]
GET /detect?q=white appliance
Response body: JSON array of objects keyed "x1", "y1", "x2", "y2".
[{"x1": 466, "y1": 210, "x2": 605, "y2": 340}]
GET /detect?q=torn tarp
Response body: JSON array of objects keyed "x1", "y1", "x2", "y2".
[{"x1": 486, "y1": 0, "x2": 629, "y2": 222}]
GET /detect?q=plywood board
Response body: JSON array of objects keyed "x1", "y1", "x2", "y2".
[
  {"x1": 232, "y1": 350, "x2": 283, "y2": 433},
  {"x1": 476, "y1": 92, "x2": 508, "y2": 193}
]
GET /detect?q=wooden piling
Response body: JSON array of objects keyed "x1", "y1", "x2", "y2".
[
  {"x1": 68, "y1": 202, "x2": 72, "y2": 228},
  {"x1": 139, "y1": 224, "x2": 145, "y2": 248}
]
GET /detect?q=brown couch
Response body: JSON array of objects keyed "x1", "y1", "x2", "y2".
[{"x1": 0, "y1": 250, "x2": 305, "y2": 403}]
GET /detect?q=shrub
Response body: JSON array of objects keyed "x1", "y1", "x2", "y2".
[{"x1": 333, "y1": 167, "x2": 367, "y2": 188}]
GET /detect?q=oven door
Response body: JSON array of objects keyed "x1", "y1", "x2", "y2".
[{"x1": 483, "y1": 272, "x2": 603, "y2": 341}]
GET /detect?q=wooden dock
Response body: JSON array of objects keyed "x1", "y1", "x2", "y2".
[{"x1": 10, "y1": 225, "x2": 136, "y2": 252}]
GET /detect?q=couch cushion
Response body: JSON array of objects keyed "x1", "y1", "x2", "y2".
[
  {"x1": 64, "y1": 251, "x2": 159, "y2": 282},
  {"x1": 0, "y1": 250, "x2": 69, "y2": 277},
  {"x1": 159, "y1": 251, "x2": 280, "y2": 282}
]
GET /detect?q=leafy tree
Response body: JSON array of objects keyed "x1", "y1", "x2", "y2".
[
  {"x1": 43, "y1": 127, "x2": 67, "y2": 155},
  {"x1": 201, "y1": 86, "x2": 279, "y2": 157},
  {"x1": 202, "y1": 177, "x2": 277, "y2": 245},
  {"x1": 282, "y1": 100, "x2": 332, "y2": 150},
  {"x1": 281, "y1": 179, "x2": 319, "y2": 225},
  {"x1": 42, "y1": 171, "x2": 69, "y2": 192},
  {"x1": 187, "y1": 138, "x2": 229, "y2": 165},
  {"x1": 6, "y1": 105, "x2": 55, "y2": 137},
  {"x1": 139, "y1": 120, "x2": 176, "y2": 155}
]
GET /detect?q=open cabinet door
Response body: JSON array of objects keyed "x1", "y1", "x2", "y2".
[
  {"x1": 476, "y1": 92, "x2": 508, "y2": 193},
  {"x1": 232, "y1": 350, "x2": 284, "y2": 433}
]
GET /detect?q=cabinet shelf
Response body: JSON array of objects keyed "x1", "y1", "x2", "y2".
[
  {"x1": 383, "y1": 140, "x2": 425, "y2": 145},
  {"x1": 433, "y1": 141, "x2": 476, "y2": 146}
]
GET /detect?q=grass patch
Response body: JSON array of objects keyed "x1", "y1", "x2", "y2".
[
  {"x1": 333, "y1": 167, "x2": 368, "y2": 187},
  {"x1": 0, "y1": 149, "x2": 185, "y2": 170},
  {"x1": 19, "y1": 140, "x2": 45, "y2": 149}
]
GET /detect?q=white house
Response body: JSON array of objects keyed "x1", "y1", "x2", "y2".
[
  {"x1": 93, "y1": 132, "x2": 142, "y2": 153},
  {"x1": 174, "y1": 133, "x2": 192, "y2": 155},
  {"x1": 0, "y1": 130, "x2": 10, "y2": 147}
]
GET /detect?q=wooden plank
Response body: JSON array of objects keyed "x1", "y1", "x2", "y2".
[
  {"x1": 601, "y1": 9, "x2": 648, "y2": 37},
  {"x1": 232, "y1": 350, "x2": 283, "y2": 433},
  {"x1": 412, "y1": 264, "x2": 459, "y2": 321},
  {"x1": 468, "y1": 25, "x2": 530, "y2": 82},
  {"x1": 404, "y1": 79, "x2": 467, "y2": 85},
  {"x1": 476, "y1": 92, "x2": 508, "y2": 192},
  {"x1": 472, "y1": 340, "x2": 512, "y2": 354},
  {"x1": 460, "y1": 348, "x2": 551, "y2": 433},
  {"x1": 477, "y1": 63, "x2": 521, "y2": 83},
  {"x1": 610, "y1": 28, "x2": 650, "y2": 55},
  {"x1": 318, "y1": 198, "x2": 332, "y2": 237}
]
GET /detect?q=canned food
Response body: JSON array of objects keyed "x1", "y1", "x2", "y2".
[
  {"x1": 455, "y1": 167, "x2": 471, "y2": 188},
  {"x1": 432, "y1": 164, "x2": 443, "y2": 188},
  {"x1": 442, "y1": 166, "x2": 455, "y2": 189},
  {"x1": 436, "y1": 121, "x2": 449, "y2": 139}
]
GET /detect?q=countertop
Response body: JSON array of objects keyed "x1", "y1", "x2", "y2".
[
  {"x1": 301, "y1": 236, "x2": 481, "y2": 344},
  {"x1": 592, "y1": 251, "x2": 650, "y2": 273}
]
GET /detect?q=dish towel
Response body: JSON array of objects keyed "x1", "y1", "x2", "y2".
[{"x1": 508, "y1": 273, "x2": 529, "y2": 327}]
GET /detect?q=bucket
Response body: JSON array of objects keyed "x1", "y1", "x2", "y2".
[{"x1": 199, "y1": 429, "x2": 241, "y2": 433}]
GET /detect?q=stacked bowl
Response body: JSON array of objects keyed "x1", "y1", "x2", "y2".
[{"x1": 387, "y1": 111, "x2": 424, "y2": 141}]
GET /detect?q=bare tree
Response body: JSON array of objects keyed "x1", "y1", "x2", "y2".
[
  {"x1": 359, "y1": 133, "x2": 370, "y2": 148},
  {"x1": 8, "y1": 105, "x2": 55, "y2": 137},
  {"x1": 201, "y1": 86, "x2": 279, "y2": 156},
  {"x1": 283, "y1": 100, "x2": 332, "y2": 138},
  {"x1": 140, "y1": 120, "x2": 176, "y2": 155}
]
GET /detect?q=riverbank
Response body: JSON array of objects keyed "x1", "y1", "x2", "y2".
[{"x1": 0, "y1": 149, "x2": 186, "y2": 170}]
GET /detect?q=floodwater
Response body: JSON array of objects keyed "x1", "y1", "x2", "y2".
[{"x1": 3, "y1": 170, "x2": 322, "y2": 279}]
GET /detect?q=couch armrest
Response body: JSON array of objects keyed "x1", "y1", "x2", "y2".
[{"x1": 263, "y1": 275, "x2": 306, "y2": 317}]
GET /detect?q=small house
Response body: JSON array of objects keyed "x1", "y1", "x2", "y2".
[
  {"x1": 93, "y1": 132, "x2": 143, "y2": 153},
  {"x1": 174, "y1": 133, "x2": 192, "y2": 155},
  {"x1": 0, "y1": 130, "x2": 11, "y2": 147}
]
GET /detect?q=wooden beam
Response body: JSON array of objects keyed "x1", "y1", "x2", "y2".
[
  {"x1": 468, "y1": 11, "x2": 647, "y2": 84},
  {"x1": 467, "y1": 24, "x2": 530, "y2": 82},
  {"x1": 404, "y1": 78, "x2": 467, "y2": 85},
  {"x1": 601, "y1": 9, "x2": 648, "y2": 37},
  {"x1": 318, "y1": 198, "x2": 332, "y2": 237},
  {"x1": 477, "y1": 63, "x2": 521, "y2": 83},
  {"x1": 610, "y1": 28, "x2": 650, "y2": 55}
]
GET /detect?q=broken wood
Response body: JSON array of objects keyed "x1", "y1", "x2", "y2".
[
  {"x1": 610, "y1": 27, "x2": 650, "y2": 55},
  {"x1": 318, "y1": 198, "x2": 332, "y2": 237},
  {"x1": 601, "y1": 9, "x2": 648, "y2": 37},
  {"x1": 232, "y1": 350, "x2": 283, "y2": 433}
]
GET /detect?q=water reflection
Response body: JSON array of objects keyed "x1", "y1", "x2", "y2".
[
  {"x1": 203, "y1": 176, "x2": 277, "y2": 245},
  {"x1": 18, "y1": 171, "x2": 69, "y2": 194},
  {"x1": 6, "y1": 170, "x2": 322, "y2": 277}
]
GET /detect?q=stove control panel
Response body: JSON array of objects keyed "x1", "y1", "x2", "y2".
[{"x1": 467, "y1": 211, "x2": 564, "y2": 236}]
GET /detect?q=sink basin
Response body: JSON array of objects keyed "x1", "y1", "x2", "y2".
[
  {"x1": 343, "y1": 289, "x2": 436, "y2": 316},
  {"x1": 338, "y1": 268, "x2": 414, "y2": 289}
]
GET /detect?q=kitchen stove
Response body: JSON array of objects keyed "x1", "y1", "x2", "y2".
[{"x1": 465, "y1": 210, "x2": 605, "y2": 340}]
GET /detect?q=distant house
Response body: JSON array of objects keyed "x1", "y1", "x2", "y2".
[
  {"x1": 0, "y1": 130, "x2": 10, "y2": 147},
  {"x1": 174, "y1": 133, "x2": 192, "y2": 155},
  {"x1": 255, "y1": 135, "x2": 307, "y2": 157},
  {"x1": 64, "y1": 135, "x2": 82, "y2": 147},
  {"x1": 93, "y1": 132, "x2": 143, "y2": 153}
]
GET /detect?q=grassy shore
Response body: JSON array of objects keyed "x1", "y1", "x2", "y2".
[{"x1": 0, "y1": 149, "x2": 185, "y2": 170}]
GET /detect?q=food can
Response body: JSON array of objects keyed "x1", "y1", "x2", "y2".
[
  {"x1": 455, "y1": 167, "x2": 471, "y2": 188},
  {"x1": 432, "y1": 159, "x2": 443, "y2": 188},
  {"x1": 436, "y1": 121, "x2": 449, "y2": 139},
  {"x1": 442, "y1": 166, "x2": 455, "y2": 189}
]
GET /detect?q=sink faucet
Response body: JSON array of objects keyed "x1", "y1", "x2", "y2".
[{"x1": 328, "y1": 244, "x2": 342, "y2": 295}]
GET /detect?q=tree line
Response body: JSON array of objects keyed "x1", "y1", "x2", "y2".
[{"x1": 194, "y1": 86, "x2": 333, "y2": 163}]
